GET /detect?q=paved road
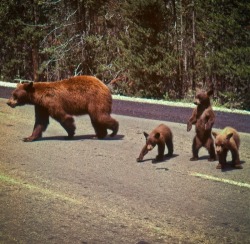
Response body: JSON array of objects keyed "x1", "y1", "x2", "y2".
[
  {"x1": 0, "y1": 98, "x2": 250, "y2": 243},
  {"x1": 1, "y1": 86, "x2": 250, "y2": 133}
]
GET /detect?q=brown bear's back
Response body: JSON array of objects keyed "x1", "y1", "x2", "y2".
[
  {"x1": 33, "y1": 76, "x2": 112, "y2": 116},
  {"x1": 221, "y1": 127, "x2": 240, "y2": 149}
]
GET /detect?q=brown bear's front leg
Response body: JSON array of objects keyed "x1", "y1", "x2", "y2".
[
  {"x1": 137, "y1": 145, "x2": 149, "y2": 162},
  {"x1": 23, "y1": 105, "x2": 50, "y2": 142},
  {"x1": 216, "y1": 153, "x2": 227, "y2": 169},
  {"x1": 231, "y1": 149, "x2": 242, "y2": 169},
  {"x1": 155, "y1": 142, "x2": 165, "y2": 161},
  {"x1": 206, "y1": 137, "x2": 216, "y2": 161}
]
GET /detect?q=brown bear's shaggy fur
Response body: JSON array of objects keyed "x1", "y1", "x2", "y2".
[
  {"x1": 7, "y1": 75, "x2": 119, "y2": 141},
  {"x1": 137, "y1": 124, "x2": 173, "y2": 162},
  {"x1": 187, "y1": 88, "x2": 216, "y2": 161},
  {"x1": 212, "y1": 127, "x2": 242, "y2": 169}
]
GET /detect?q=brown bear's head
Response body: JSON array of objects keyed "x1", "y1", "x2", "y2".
[
  {"x1": 212, "y1": 131, "x2": 233, "y2": 154},
  {"x1": 7, "y1": 82, "x2": 34, "y2": 108},
  {"x1": 194, "y1": 88, "x2": 213, "y2": 108},
  {"x1": 143, "y1": 131, "x2": 160, "y2": 151}
]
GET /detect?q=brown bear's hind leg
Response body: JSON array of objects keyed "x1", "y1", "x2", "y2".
[
  {"x1": 190, "y1": 136, "x2": 202, "y2": 161},
  {"x1": 91, "y1": 114, "x2": 119, "y2": 139},
  {"x1": 206, "y1": 137, "x2": 216, "y2": 161}
]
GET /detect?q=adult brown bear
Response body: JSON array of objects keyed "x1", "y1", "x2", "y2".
[{"x1": 7, "y1": 75, "x2": 119, "y2": 141}]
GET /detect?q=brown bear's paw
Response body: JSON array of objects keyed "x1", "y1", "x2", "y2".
[
  {"x1": 110, "y1": 121, "x2": 119, "y2": 137},
  {"x1": 190, "y1": 157, "x2": 199, "y2": 161},
  {"x1": 64, "y1": 134, "x2": 74, "y2": 140},
  {"x1": 155, "y1": 155, "x2": 164, "y2": 162},
  {"x1": 136, "y1": 157, "x2": 143, "y2": 163},
  {"x1": 216, "y1": 163, "x2": 222, "y2": 169},
  {"x1": 234, "y1": 164, "x2": 243, "y2": 169},
  {"x1": 208, "y1": 157, "x2": 216, "y2": 162},
  {"x1": 23, "y1": 136, "x2": 39, "y2": 142}
]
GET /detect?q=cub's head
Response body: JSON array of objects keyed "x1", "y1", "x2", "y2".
[
  {"x1": 212, "y1": 131, "x2": 233, "y2": 154},
  {"x1": 7, "y1": 82, "x2": 34, "y2": 108},
  {"x1": 194, "y1": 88, "x2": 213, "y2": 107},
  {"x1": 143, "y1": 132, "x2": 160, "y2": 151}
]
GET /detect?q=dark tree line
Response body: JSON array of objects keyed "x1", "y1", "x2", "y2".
[{"x1": 0, "y1": 0, "x2": 249, "y2": 109}]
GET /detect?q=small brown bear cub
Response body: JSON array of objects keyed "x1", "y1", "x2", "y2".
[
  {"x1": 7, "y1": 75, "x2": 119, "y2": 141},
  {"x1": 212, "y1": 127, "x2": 242, "y2": 169},
  {"x1": 187, "y1": 87, "x2": 216, "y2": 161},
  {"x1": 137, "y1": 124, "x2": 173, "y2": 162}
]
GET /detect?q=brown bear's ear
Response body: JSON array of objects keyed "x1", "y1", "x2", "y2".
[
  {"x1": 154, "y1": 133, "x2": 160, "y2": 139},
  {"x1": 207, "y1": 88, "x2": 214, "y2": 97},
  {"x1": 143, "y1": 132, "x2": 149, "y2": 139},
  {"x1": 212, "y1": 131, "x2": 218, "y2": 138},
  {"x1": 23, "y1": 82, "x2": 34, "y2": 91},
  {"x1": 226, "y1": 133, "x2": 233, "y2": 140}
]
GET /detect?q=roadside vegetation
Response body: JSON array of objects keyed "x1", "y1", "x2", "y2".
[{"x1": 0, "y1": 0, "x2": 249, "y2": 110}]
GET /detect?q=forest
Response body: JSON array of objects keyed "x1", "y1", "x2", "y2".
[{"x1": 0, "y1": 0, "x2": 249, "y2": 109}]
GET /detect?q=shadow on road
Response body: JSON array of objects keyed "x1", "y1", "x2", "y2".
[{"x1": 32, "y1": 134, "x2": 125, "y2": 142}]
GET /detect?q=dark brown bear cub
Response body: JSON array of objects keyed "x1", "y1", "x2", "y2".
[
  {"x1": 7, "y1": 75, "x2": 119, "y2": 141},
  {"x1": 212, "y1": 127, "x2": 242, "y2": 169},
  {"x1": 137, "y1": 124, "x2": 173, "y2": 162},
  {"x1": 187, "y1": 87, "x2": 216, "y2": 161}
]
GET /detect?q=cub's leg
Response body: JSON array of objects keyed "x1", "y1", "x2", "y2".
[
  {"x1": 166, "y1": 139, "x2": 174, "y2": 157},
  {"x1": 206, "y1": 137, "x2": 216, "y2": 161},
  {"x1": 216, "y1": 152, "x2": 227, "y2": 169},
  {"x1": 156, "y1": 142, "x2": 165, "y2": 161},
  {"x1": 23, "y1": 105, "x2": 49, "y2": 142},
  {"x1": 137, "y1": 145, "x2": 149, "y2": 162},
  {"x1": 231, "y1": 149, "x2": 242, "y2": 169},
  {"x1": 190, "y1": 136, "x2": 202, "y2": 161}
]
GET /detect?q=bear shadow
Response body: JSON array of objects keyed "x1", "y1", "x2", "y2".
[
  {"x1": 36, "y1": 134, "x2": 125, "y2": 142},
  {"x1": 137, "y1": 153, "x2": 178, "y2": 164},
  {"x1": 220, "y1": 161, "x2": 245, "y2": 172}
]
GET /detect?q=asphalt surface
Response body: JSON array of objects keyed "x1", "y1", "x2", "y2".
[
  {"x1": 0, "y1": 86, "x2": 250, "y2": 243},
  {"x1": 1, "y1": 86, "x2": 249, "y2": 133}
]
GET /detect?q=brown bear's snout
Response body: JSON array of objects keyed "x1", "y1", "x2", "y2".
[
  {"x1": 215, "y1": 145, "x2": 223, "y2": 154},
  {"x1": 194, "y1": 98, "x2": 200, "y2": 105},
  {"x1": 6, "y1": 99, "x2": 17, "y2": 108}
]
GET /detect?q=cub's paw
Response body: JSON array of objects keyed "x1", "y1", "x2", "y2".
[
  {"x1": 208, "y1": 157, "x2": 216, "y2": 162},
  {"x1": 234, "y1": 164, "x2": 243, "y2": 169},
  {"x1": 190, "y1": 157, "x2": 199, "y2": 161},
  {"x1": 216, "y1": 163, "x2": 222, "y2": 169},
  {"x1": 136, "y1": 158, "x2": 143, "y2": 163},
  {"x1": 23, "y1": 136, "x2": 36, "y2": 142}
]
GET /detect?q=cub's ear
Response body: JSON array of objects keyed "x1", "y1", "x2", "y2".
[
  {"x1": 207, "y1": 88, "x2": 214, "y2": 97},
  {"x1": 143, "y1": 132, "x2": 149, "y2": 139},
  {"x1": 226, "y1": 133, "x2": 233, "y2": 140},
  {"x1": 212, "y1": 131, "x2": 218, "y2": 138},
  {"x1": 154, "y1": 132, "x2": 160, "y2": 139}
]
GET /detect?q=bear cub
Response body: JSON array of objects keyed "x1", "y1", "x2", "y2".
[
  {"x1": 212, "y1": 127, "x2": 242, "y2": 169},
  {"x1": 187, "y1": 87, "x2": 216, "y2": 161},
  {"x1": 137, "y1": 124, "x2": 173, "y2": 162}
]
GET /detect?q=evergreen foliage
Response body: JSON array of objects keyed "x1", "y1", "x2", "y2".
[{"x1": 0, "y1": 0, "x2": 249, "y2": 109}]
